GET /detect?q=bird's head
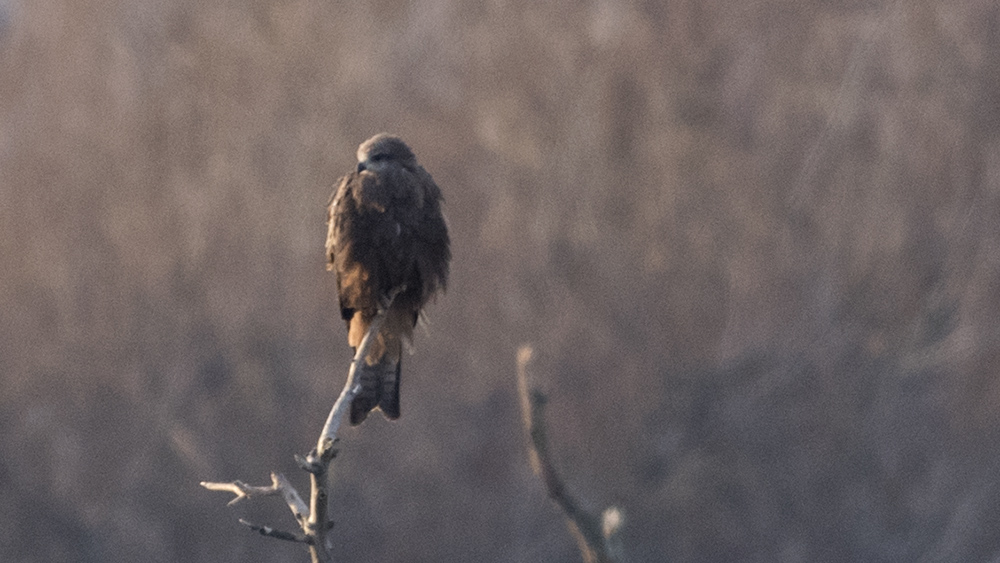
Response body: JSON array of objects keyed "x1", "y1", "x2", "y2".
[{"x1": 356, "y1": 134, "x2": 417, "y2": 174}]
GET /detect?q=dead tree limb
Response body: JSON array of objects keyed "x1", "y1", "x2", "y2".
[
  {"x1": 516, "y1": 345, "x2": 626, "y2": 563},
  {"x1": 202, "y1": 293, "x2": 397, "y2": 563}
]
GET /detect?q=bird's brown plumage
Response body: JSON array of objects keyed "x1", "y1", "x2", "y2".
[{"x1": 326, "y1": 134, "x2": 450, "y2": 425}]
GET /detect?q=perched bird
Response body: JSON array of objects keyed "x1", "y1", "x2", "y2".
[{"x1": 326, "y1": 134, "x2": 450, "y2": 425}]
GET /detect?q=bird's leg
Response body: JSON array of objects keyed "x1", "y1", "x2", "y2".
[{"x1": 378, "y1": 284, "x2": 406, "y2": 313}]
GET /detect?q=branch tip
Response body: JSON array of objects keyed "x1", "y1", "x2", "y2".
[{"x1": 517, "y1": 344, "x2": 534, "y2": 367}]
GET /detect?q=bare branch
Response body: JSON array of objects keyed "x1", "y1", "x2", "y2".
[
  {"x1": 516, "y1": 345, "x2": 626, "y2": 563},
  {"x1": 202, "y1": 293, "x2": 398, "y2": 562},
  {"x1": 239, "y1": 519, "x2": 312, "y2": 544},
  {"x1": 304, "y1": 289, "x2": 401, "y2": 562}
]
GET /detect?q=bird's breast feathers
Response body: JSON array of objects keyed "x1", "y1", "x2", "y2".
[{"x1": 351, "y1": 168, "x2": 431, "y2": 212}]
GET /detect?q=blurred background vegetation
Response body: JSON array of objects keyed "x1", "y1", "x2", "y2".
[{"x1": 1, "y1": 0, "x2": 999, "y2": 561}]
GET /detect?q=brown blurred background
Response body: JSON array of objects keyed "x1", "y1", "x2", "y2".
[{"x1": 2, "y1": 0, "x2": 999, "y2": 561}]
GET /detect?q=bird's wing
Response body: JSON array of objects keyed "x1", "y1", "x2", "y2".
[
  {"x1": 327, "y1": 174, "x2": 366, "y2": 323},
  {"x1": 409, "y1": 167, "x2": 451, "y2": 299},
  {"x1": 326, "y1": 175, "x2": 351, "y2": 268}
]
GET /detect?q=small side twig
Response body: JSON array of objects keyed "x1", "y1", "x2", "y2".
[
  {"x1": 239, "y1": 519, "x2": 313, "y2": 544},
  {"x1": 201, "y1": 472, "x2": 308, "y2": 521},
  {"x1": 516, "y1": 345, "x2": 626, "y2": 563},
  {"x1": 200, "y1": 479, "x2": 277, "y2": 507}
]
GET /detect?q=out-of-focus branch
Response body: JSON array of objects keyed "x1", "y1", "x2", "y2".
[
  {"x1": 202, "y1": 293, "x2": 397, "y2": 563},
  {"x1": 516, "y1": 345, "x2": 626, "y2": 563}
]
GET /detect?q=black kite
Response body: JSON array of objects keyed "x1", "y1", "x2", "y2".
[{"x1": 326, "y1": 134, "x2": 450, "y2": 425}]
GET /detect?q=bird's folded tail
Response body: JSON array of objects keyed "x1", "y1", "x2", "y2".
[{"x1": 349, "y1": 349, "x2": 401, "y2": 425}]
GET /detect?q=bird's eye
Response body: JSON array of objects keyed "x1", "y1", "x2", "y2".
[{"x1": 370, "y1": 154, "x2": 386, "y2": 162}]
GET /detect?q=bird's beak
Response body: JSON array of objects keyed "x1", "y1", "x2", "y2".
[{"x1": 357, "y1": 161, "x2": 367, "y2": 173}]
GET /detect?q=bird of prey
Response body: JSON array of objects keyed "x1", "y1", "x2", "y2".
[{"x1": 326, "y1": 134, "x2": 450, "y2": 425}]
